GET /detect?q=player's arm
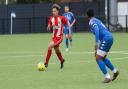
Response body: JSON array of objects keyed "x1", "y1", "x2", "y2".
[
  {"x1": 47, "y1": 24, "x2": 51, "y2": 31},
  {"x1": 47, "y1": 17, "x2": 52, "y2": 31},
  {"x1": 71, "y1": 14, "x2": 76, "y2": 27},
  {"x1": 93, "y1": 24, "x2": 100, "y2": 51},
  {"x1": 68, "y1": 21, "x2": 71, "y2": 30},
  {"x1": 71, "y1": 19, "x2": 76, "y2": 27},
  {"x1": 62, "y1": 16, "x2": 71, "y2": 30}
]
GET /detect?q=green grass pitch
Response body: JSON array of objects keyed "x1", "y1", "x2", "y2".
[{"x1": 0, "y1": 33, "x2": 128, "y2": 89}]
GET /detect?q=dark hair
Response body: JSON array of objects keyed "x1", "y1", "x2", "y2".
[
  {"x1": 52, "y1": 4, "x2": 61, "y2": 11},
  {"x1": 86, "y1": 9, "x2": 94, "y2": 17},
  {"x1": 65, "y1": 5, "x2": 70, "y2": 11},
  {"x1": 65, "y1": 5, "x2": 69, "y2": 8}
]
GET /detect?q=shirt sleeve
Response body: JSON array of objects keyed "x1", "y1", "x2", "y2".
[
  {"x1": 92, "y1": 24, "x2": 99, "y2": 44},
  {"x1": 71, "y1": 13, "x2": 75, "y2": 20},
  {"x1": 61, "y1": 16, "x2": 68, "y2": 25},
  {"x1": 48, "y1": 17, "x2": 52, "y2": 27}
]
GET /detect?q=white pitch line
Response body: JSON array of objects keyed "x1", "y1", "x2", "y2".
[
  {"x1": 69, "y1": 50, "x2": 128, "y2": 54},
  {"x1": 0, "y1": 56, "x2": 128, "y2": 67},
  {"x1": 0, "y1": 50, "x2": 128, "y2": 54},
  {"x1": 112, "y1": 56, "x2": 128, "y2": 60},
  {"x1": 0, "y1": 51, "x2": 128, "y2": 60},
  {"x1": 0, "y1": 54, "x2": 41, "y2": 58},
  {"x1": 0, "y1": 51, "x2": 41, "y2": 54}
]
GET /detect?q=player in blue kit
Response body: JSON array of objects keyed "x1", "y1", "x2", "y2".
[
  {"x1": 63, "y1": 6, "x2": 76, "y2": 51},
  {"x1": 86, "y1": 9, "x2": 119, "y2": 83}
]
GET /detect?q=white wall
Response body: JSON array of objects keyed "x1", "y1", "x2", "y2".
[{"x1": 118, "y1": 2, "x2": 128, "y2": 27}]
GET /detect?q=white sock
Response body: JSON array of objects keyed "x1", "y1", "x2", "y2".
[
  {"x1": 112, "y1": 68, "x2": 117, "y2": 73},
  {"x1": 105, "y1": 73, "x2": 111, "y2": 79}
]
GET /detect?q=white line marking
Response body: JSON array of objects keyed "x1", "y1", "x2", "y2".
[
  {"x1": 0, "y1": 56, "x2": 127, "y2": 67},
  {"x1": 0, "y1": 50, "x2": 128, "y2": 67},
  {"x1": 0, "y1": 50, "x2": 128, "y2": 59},
  {"x1": 0, "y1": 55, "x2": 41, "y2": 58},
  {"x1": 0, "y1": 50, "x2": 128, "y2": 54}
]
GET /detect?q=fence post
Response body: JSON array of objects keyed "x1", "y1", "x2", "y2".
[
  {"x1": 107, "y1": 0, "x2": 110, "y2": 30},
  {"x1": 74, "y1": 16, "x2": 77, "y2": 32},
  {"x1": 29, "y1": 18, "x2": 32, "y2": 33},
  {"x1": 46, "y1": 17, "x2": 48, "y2": 27},
  {"x1": 126, "y1": 15, "x2": 128, "y2": 32},
  {"x1": 1, "y1": 18, "x2": 5, "y2": 34}
]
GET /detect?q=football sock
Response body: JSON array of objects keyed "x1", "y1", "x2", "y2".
[
  {"x1": 56, "y1": 52, "x2": 64, "y2": 62},
  {"x1": 103, "y1": 58, "x2": 117, "y2": 73},
  {"x1": 66, "y1": 38, "x2": 69, "y2": 48},
  {"x1": 97, "y1": 60, "x2": 108, "y2": 76},
  {"x1": 112, "y1": 68, "x2": 117, "y2": 73},
  {"x1": 105, "y1": 73, "x2": 111, "y2": 79},
  {"x1": 70, "y1": 38, "x2": 72, "y2": 43},
  {"x1": 45, "y1": 49, "x2": 52, "y2": 65}
]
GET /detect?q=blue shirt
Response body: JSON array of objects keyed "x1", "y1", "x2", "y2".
[
  {"x1": 63, "y1": 12, "x2": 75, "y2": 29},
  {"x1": 89, "y1": 17, "x2": 113, "y2": 44}
]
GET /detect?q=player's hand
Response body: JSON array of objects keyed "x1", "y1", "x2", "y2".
[
  {"x1": 68, "y1": 25, "x2": 71, "y2": 30},
  {"x1": 67, "y1": 21, "x2": 71, "y2": 30},
  {"x1": 70, "y1": 24, "x2": 73, "y2": 28},
  {"x1": 94, "y1": 44, "x2": 98, "y2": 57},
  {"x1": 95, "y1": 44, "x2": 98, "y2": 51},
  {"x1": 95, "y1": 50, "x2": 97, "y2": 57},
  {"x1": 94, "y1": 46, "x2": 97, "y2": 57},
  {"x1": 47, "y1": 26, "x2": 51, "y2": 31}
]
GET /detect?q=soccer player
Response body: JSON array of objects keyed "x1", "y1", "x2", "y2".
[
  {"x1": 86, "y1": 9, "x2": 119, "y2": 83},
  {"x1": 44, "y1": 4, "x2": 71, "y2": 69},
  {"x1": 63, "y1": 6, "x2": 76, "y2": 51}
]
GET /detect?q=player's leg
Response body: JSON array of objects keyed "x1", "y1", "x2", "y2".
[
  {"x1": 69, "y1": 27, "x2": 73, "y2": 46},
  {"x1": 64, "y1": 29, "x2": 69, "y2": 51},
  {"x1": 95, "y1": 54, "x2": 111, "y2": 83},
  {"x1": 54, "y1": 46, "x2": 65, "y2": 69},
  {"x1": 97, "y1": 39, "x2": 119, "y2": 83},
  {"x1": 54, "y1": 37, "x2": 65, "y2": 69},
  {"x1": 103, "y1": 57, "x2": 119, "y2": 81},
  {"x1": 100, "y1": 39, "x2": 119, "y2": 81},
  {"x1": 45, "y1": 41, "x2": 54, "y2": 68},
  {"x1": 65, "y1": 34, "x2": 69, "y2": 51}
]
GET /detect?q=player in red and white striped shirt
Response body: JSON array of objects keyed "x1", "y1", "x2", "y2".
[{"x1": 45, "y1": 4, "x2": 71, "y2": 69}]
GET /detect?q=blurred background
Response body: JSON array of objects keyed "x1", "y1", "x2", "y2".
[{"x1": 0, "y1": 0, "x2": 127, "y2": 34}]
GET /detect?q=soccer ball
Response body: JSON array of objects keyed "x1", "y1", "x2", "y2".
[{"x1": 37, "y1": 62, "x2": 46, "y2": 71}]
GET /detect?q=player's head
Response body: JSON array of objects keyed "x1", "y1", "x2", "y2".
[
  {"x1": 52, "y1": 4, "x2": 61, "y2": 16},
  {"x1": 64, "y1": 5, "x2": 70, "y2": 13},
  {"x1": 86, "y1": 9, "x2": 94, "y2": 19}
]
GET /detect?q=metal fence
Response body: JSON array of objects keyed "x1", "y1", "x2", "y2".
[
  {"x1": 0, "y1": 15, "x2": 127, "y2": 34},
  {"x1": 107, "y1": 15, "x2": 128, "y2": 32},
  {"x1": 0, "y1": 16, "x2": 89, "y2": 34},
  {"x1": 0, "y1": 2, "x2": 105, "y2": 34}
]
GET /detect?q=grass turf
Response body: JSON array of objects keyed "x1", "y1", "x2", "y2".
[{"x1": 0, "y1": 33, "x2": 128, "y2": 89}]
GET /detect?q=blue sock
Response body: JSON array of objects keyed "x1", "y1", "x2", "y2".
[
  {"x1": 103, "y1": 58, "x2": 114, "y2": 71},
  {"x1": 97, "y1": 60, "x2": 108, "y2": 75},
  {"x1": 70, "y1": 38, "x2": 72, "y2": 43},
  {"x1": 65, "y1": 38, "x2": 69, "y2": 48}
]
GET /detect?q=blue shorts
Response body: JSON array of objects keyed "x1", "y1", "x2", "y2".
[
  {"x1": 99, "y1": 37, "x2": 113, "y2": 52},
  {"x1": 64, "y1": 27, "x2": 73, "y2": 35}
]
